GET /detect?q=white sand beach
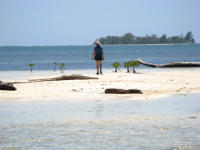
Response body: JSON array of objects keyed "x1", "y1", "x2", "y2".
[{"x1": 0, "y1": 69, "x2": 200, "y2": 101}]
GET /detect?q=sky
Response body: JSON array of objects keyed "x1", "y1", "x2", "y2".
[{"x1": 0, "y1": 0, "x2": 199, "y2": 45}]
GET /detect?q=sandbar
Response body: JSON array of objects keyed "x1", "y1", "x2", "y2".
[{"x1": 0, "y1": 69, "x2": 200, "y2": 101}]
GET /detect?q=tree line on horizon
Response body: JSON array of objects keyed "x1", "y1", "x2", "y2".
[{"x1": 97, "y1": 32, "x2": 195, "y2": 45}]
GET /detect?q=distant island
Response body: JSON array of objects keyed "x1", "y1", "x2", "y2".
[{"x1": 96, "y1": 32, "x2": 195, "y2": 45}]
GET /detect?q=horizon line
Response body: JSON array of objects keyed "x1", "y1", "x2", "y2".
[{"x1": 0, "y1": 43, "x2": 199, "y2": 47}]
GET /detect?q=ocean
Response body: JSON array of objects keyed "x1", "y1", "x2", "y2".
[{"x1": 0, "y1": 44, "x2": 200, "y2": 71}]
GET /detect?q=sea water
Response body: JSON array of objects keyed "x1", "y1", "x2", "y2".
[{"x1": 0, "y1": 44, "x2": 200, "y2": 71}]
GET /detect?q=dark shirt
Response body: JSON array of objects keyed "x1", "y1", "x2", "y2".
[{"x1": 94, "y1": 46, "x2": 103, "y2": 60}]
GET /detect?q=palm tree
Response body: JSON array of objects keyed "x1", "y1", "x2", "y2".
[
  {"x1": 53, "y1": 62, "x2": 58, "y2": 72},
  {"x1": 123, "y1": 61, "x2": 131, "y2": 73},
  {"x1": 130, "y1": 60, "x2": 140, "y2": 73},
  {"x1": 60, "y1": 63, "x2": 65, "y2": 74},
  {"x1": 112, "y1": 62, "x2": 121, "y2": 72},
  {"x1": 29, "y1": 64, "x2": 35, "y2": 72}
]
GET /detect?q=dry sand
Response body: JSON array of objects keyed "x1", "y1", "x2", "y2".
[{"x1": 0, "y1": 69, "x2": 200, "y2": 101}]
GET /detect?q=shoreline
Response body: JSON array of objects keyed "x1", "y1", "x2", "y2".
[
  {"x1": 1, "y1": 67, "x2": 199, "y2": 80},
  {"x1": 0, "y1": 69, "x2": 200, "y2": 101}
]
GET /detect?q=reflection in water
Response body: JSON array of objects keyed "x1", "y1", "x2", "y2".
[{"x1": 0, "y1": 94, "x2": 200, "y2": 150}]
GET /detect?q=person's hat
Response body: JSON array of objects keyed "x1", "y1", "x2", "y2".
[{"x1": 95, "y1": 41, "x2": 101, "y2": 45}]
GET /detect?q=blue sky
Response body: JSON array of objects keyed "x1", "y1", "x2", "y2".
[{"x1": 0, "y1": 0, "x2": 199, "y2": 45}]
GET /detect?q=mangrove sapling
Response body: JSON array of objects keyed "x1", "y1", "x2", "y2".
[
  {"x1": 130, "y1": 60, "x2": 140, "y2": 73},
  {"x1": 53, "y1": 62, "x2": 58, "y2": 72},
  {"x1": 123, "y1": 61, "x2": 131, "y2": 73},
  {"x1": 112, "y1": 62, "x2": 121, "y2": 72},
  {"x1": 60, "y1": 63, "x2": 65, "y2": 74},
  {"x1": 29, "y1": 64, "x2": 35, "y2": 72}
]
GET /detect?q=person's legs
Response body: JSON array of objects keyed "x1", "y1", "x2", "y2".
[
  {"x1": 96, "y1": 61, "x2": 99, "y2": 74},
  {"x1": 99, "y1": 61, "x2": 103, "y2": 74}
]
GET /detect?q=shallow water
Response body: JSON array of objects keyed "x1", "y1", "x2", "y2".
[{"x1": 0, "y1": 94, "x2": 200, "y2": 150}]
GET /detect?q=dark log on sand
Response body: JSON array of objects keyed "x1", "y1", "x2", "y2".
[
  {"x1": 0, "y1": 82, "x2": 17, "y2": 91},
  {"x1": 105, "y1": 88, "x2": 142, "y2": 94},
  {"x1": 138, "y1": 59, "x2": 200, "y2": 68},
  {"x1": 29, "y1": 75, "x2": 98, "y2": 83}
]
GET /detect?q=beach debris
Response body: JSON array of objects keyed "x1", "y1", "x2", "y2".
[
  {"x1": 72, "y1": 89, "x2": 77, "y2": 92},
  {"x1": 138, "y1": 59, "x2": 200, "y2": 68},
  {"x1": 0, "y1": 82, "x2": 17, "y2": 91},
  {"x1": 105, "y1": 88, "x2": 142, "y2": 94},
  {"x1": 29, "y1": 75, "x2": 98, "y2": 82},
  {"x1": 188, "y1": 116, "x2": 197, "y2": 119}
]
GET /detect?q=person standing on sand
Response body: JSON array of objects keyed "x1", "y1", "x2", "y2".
[{"x1": 92, "y1": 41, "x2": 104, "y2": 74}]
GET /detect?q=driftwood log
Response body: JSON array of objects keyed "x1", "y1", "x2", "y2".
[
  {"x1": 0, "y1": 82, "x2": 16, "y2": 91},
  {"x1": 138, "y1": 59, "x2": 200, "y2": 68},
  {"x1": 105, "y1": 88, "x2": 142, "y2": 94},
  {"x1": 29, "y1": 75, "x2": 98, "y2": 83}
]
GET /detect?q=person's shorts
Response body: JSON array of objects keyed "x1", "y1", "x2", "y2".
[{"x1": 95, "y1": 56, "x2": 102, "y2": 61}]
